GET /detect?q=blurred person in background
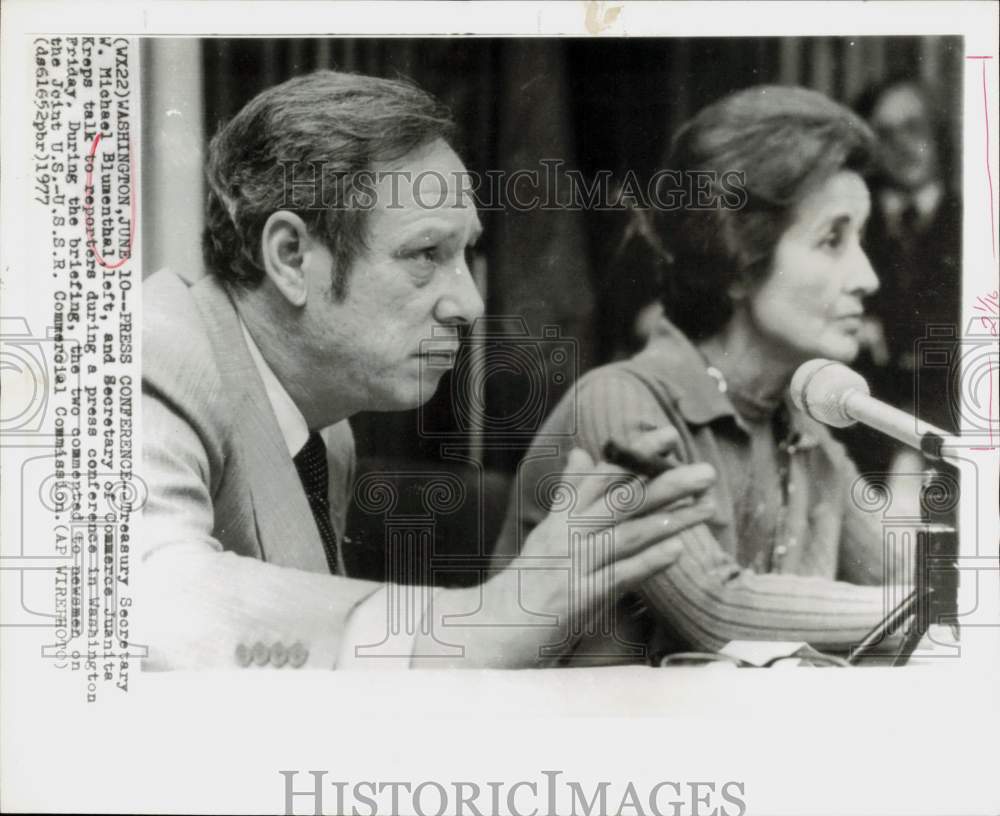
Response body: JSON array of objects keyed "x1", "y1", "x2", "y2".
[
  {"x1": 496, "y1": 86, "x2": 914, "y2": 663},
  {"x1": 846, "y1": 78, "x2": 962, "y2": 480}
]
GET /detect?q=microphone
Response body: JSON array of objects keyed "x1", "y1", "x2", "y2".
[{"x1": 789, "y1": 359, "x2": 962, "y2": 466}]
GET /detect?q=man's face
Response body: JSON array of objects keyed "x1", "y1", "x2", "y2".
[
  {"x1": 299, "y1": 139, "x2": 485, "y2": 413},
  {"x1": 870, "y1": 84, "x2": 939, "y2": 191}
]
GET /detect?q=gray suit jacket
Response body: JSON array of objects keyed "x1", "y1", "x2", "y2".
[{"x1": 141, "y1": 268, "x2": 381, "y2": 669}]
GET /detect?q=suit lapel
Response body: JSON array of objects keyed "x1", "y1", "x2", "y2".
[{"x1": 191, "y1": 276, "x2": 331, "y2": 574}]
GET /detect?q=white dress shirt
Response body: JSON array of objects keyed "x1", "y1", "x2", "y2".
[
  {"x1": 878, "y1": 181, "x2": 943, "y2": 236},
  {"x1": 239, "y1": 321, "x2": 310, "y2": 457}
]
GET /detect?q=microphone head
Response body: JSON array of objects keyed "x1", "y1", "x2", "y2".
[{"x1": 789, "y1": 359, "x2": 870, "y2": 428}]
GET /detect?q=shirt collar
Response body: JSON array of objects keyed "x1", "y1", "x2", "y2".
[
  {"x1": 879, "y1": 182, "x2": 943, "y2": 227},
  {"x1": 239, "y1": 318, "x2": 310, "y2": 457},
  {"x1": 632, "y1": 321, "x2": 822, "y2": 449},
  {"x1": 914, "y1": 181, "x2": 944, "y2": 217}
]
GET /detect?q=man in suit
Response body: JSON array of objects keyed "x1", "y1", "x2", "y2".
[
  {"x1": 845, "y1": 78, "x2": 962, "y2": 478},
  {"x1": 142, "y1": 70, "x2": 718, "y2": 670}
]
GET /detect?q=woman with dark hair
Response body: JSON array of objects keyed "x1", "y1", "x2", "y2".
[{"x1": 496, "y1": 85, "x2": 908, "y2": 662}]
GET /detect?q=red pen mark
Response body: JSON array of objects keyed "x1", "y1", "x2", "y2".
[
  {"x1": 985, "y1": 65, "x2": 997, "y2": 449},
  {"x1": 973, "y1": 290, "x2": 999, "y2": 335},
  {"x1": 972, "y1": 292, "x2": 999, "y2": 448},
  {"x1": 83, "y1": 132, "x2": 136, "y2": 270},
  {"x1": 965, "y1": 55, "x2": 999, "y2": 450},
  {"x1": 982, "y1": 61, "x2": 996, "y2": 263}
]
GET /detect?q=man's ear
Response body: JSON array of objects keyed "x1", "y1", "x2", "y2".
[{"x1": 260, "y1": 210, "x2": 312, "y2": 307}]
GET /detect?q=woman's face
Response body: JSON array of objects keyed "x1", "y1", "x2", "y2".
[{"x1": 744, "y1": 170, "x2": 879, "y2": 366}]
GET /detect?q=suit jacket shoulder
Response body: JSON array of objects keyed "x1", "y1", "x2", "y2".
[
  {"x1": 141, "y1": 269, "x2": 378, "y2": 670},
  {"x1": 143, "y1": 268, "x2": 232, "y2": 492}
]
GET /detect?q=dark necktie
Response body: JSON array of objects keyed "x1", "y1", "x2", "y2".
[
  {"x1": 896, "y1": 202, "x2": 921, "y2": 293},
  {"x1": 900, "y1": 201, "x2": 920, "y2": 235},
  {"x1": 292, "y1": 431, "x2": 339, "y2": 574}
]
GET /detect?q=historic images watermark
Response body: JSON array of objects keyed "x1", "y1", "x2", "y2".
[
  {"x1": 279, "y1": 770, "x2": 748, "y2": 816},
  {"x1": 349, "y1": 462, "x2": 650, "y2": 662},
  {"x1": 833, "y1": 317, "x2": 1000, "y2": 659},
  {"x1": 417, "y1": 318, "x2": 579, "y2": 440},
  {"x1": 913, "y1": 317, "x2": 999, "y2": 449},
  {"x1": 276, "y1": 161, "x2": 748, "y2": 213}
]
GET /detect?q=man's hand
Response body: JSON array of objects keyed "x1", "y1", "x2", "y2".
[
  {"x1": 414, "y1": 429, "x2": 716, "y2": 668},
  {"x1": 503, "y1": 445, "x2": 715, "y2": 666}
]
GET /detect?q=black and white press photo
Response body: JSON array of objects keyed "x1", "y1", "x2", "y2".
[
  {"x1": 2, "y1": 3, "x2": 997, "y2": 814},
  {"x1": 142, "y1": 34, "x2": 969, "y2": 671}
]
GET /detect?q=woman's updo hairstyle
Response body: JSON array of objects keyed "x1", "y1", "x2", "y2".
[{"x1": 651, "y1": 85, "x2": 877, "y2": 340}]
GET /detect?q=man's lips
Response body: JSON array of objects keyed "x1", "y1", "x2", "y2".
[
  {"x1": 415, "y1": 347, "x2": 459, "y2": 366},
  {"x1": 416, "y1": 345, "x2": 459, "y2": 355}
]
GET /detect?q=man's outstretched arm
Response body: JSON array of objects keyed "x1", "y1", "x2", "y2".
[{"x1": 141, "y1": 392, "x2": 382, "y2": 670}]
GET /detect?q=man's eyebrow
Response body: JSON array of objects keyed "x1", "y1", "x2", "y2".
[
  {"x1": 397, "y1": 222, "x2": 459, "y2": 244},
  {"x1": 399, "y1": 219, "x2": 483, "y2": 244}
]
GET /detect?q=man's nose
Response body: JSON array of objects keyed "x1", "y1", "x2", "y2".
[
  {"x1": 434, "y1": 259, "x2": 485, "y2": 325},
  {"x1": 847, "y1": 243, "x2": 880, "y2": 298}
]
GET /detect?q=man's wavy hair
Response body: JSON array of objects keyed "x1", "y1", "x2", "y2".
[
  {"x1": 649, "y1": 85, "x2": 877, "y2": 341},
  {"x1": 202, "y1": 70, "x2": 454, "y2": 298}
]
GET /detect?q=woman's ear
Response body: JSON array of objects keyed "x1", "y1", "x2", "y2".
[
  {"x1": 260, "y1": 210, "x2": 310, "y2": 307},
  {"x1": 727, "y1": 277, "x2": 749, "y2": 302}
]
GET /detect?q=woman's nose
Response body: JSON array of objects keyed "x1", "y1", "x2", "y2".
[{"x1": 847, "y1": 244, "x2": 880, "y2": 298}]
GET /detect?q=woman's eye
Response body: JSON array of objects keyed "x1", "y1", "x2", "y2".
[{"x1": 820, "y1": 230, "x2": 844, "y2": 250}]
